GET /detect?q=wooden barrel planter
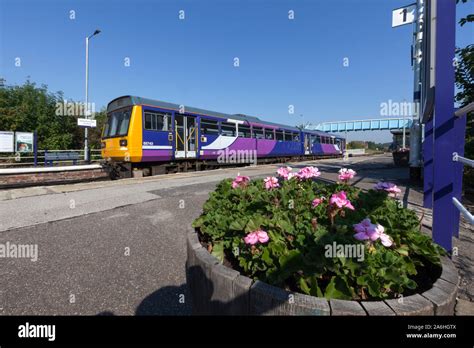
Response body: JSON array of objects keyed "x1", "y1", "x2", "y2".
[{"x1": 186, "y1": 226, "x2": 459, "y2": 316}]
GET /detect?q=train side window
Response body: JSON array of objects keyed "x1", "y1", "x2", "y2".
[
  {"x1": 238, "y1": 125, "x2": 251, "y2": 138},
  {"x1": 276, "y1": 130, "x2": 284, "y2": 141},
  {"x1": 253, "y1": 127, "x2": 264, "y2": 139},
  {"x1": 144, "y1": 112, "x2": 170, "y2": 131},
  {"x1": 264, "y1": 129, "x2": 275, "y2": 140},
  {"x1": 201, "y1": 119, "x2": 219, "y2": 135},
  {"x1": 311, "y1": 135, "x2": 317, "y2": 144},
  {"x1": 144, "y1": 113, "x2": 153, "y2": 130},
  {"x1": 293, "y1": 133, "x2": 300, "y2": 142},
  {"x1": 221, "y1": 122, "x2": 236, "y2": 136}
]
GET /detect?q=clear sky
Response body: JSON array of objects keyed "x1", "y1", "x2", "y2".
[{"x1": 1, "y1": 0, "x2": 472, "y2": 142}]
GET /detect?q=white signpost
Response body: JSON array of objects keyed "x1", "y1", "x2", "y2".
[
  {"x1": 77, "y1": 118, "x2": 97, "y2": 128},
  {"x1": 0, "y1": 131, "x2": 14, "y2": 153},
  {"x1": 392, "y1": 3, "x2": 416, "y2": 28}
]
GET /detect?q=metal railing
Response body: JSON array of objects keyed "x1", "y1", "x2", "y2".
[
  {"x1": 451, "y1": 102, "x2": 474, "y2": 225},
  {"x1": 0, "y1": 149, "x2": 103, "y2": 167}
]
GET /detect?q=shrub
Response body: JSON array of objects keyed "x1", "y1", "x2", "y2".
[{"x1": 193, "y1": 166, "x2": 445, "y2": 300}]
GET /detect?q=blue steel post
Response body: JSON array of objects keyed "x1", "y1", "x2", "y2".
[
  {"x1": 423, "y1": 118, "x2": 433, "y2": 208},
  {"x1": 431, "y1": 0, "x2": 456, "y2": 251}
]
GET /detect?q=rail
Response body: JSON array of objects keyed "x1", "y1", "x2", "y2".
[
  {"x1": 451, "y1": 102, "x2": 474, "y2": 226},
  {"x1": 0, "y1": 149, "x2": 102, "y2": 167}
]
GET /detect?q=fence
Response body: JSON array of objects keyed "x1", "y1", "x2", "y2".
[
  {"x1": 451, "y1": 102, "x2": 474, "y2": 225},
  {"x1": 0, "y1": 149, "x2": 102, "y2": 167}
]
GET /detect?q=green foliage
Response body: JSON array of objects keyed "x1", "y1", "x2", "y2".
[
  {"x1": 193, "y1": 177, "x2": 445, "y2": 300},
  {"x1": 455, "y1": 0, "x2": 474, "y2": 189},
  {"x1": 0, "y1": 80, "x2": 106, "y2": 150}
]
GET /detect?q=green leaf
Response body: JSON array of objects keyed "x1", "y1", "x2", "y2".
[
  {"x1": 211, "y1": 241, "x2": 225, "y2": 263},
  {"x1": 324, "y1": 276, "x2": 353, "y2": 300},
  {"x1": 261, "y1": 247, "x2": 273, "y2": 266},
  {"x1": 299, "y1": 277, "x2": 311, "y2": 295}
]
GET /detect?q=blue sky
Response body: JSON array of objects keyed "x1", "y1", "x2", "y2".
[{"x1": 1, "y1": 0, "x2": 472, "y2": 142}]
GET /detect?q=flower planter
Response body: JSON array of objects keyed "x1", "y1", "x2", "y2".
[{"x1": 186, "y1": 226, "x2": 459, "y2": 316}]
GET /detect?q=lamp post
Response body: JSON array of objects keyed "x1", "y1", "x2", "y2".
[{"x1": 84, "y1": 29, "x2": 101, "y2": 162}]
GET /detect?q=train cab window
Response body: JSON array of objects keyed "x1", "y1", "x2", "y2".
[
  {"x1": 276, "y1": 130, "x2": 284, "y2": 141},
  {"x1": 144, "y1": 112, "x2": 170, "y2": 131},
  {"x1": 221, "y1": 122, "x2": 236, "y2": 136},
  {"x1": 316, "y1": 136, "x2": 321, "y2": 143},
  {"x1": 104, "y1": 107, "x2": 132, "y2": 137},
  {"x1": 293, "y1": 133, "x2": 300, "y2": 142},
  {"x1": 201, "y1": 119, "x2": 219, "y2": 135},
  {"x1": 310, "y1": 135, "x2": 318, "y2": 144},
  {"x1": 238, "y1": 125, "x2": 252, "y2": 138}
]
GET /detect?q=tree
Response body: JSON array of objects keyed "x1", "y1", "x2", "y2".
[
  {"x1": 0, "y1": 80, "x2": 105, "y2": 150},
  {"x1": 455, "y1": 0, "x2": 473, "y2": 189}
]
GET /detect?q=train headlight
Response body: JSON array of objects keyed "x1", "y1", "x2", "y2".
[{"x1": 120, "y1": 139, "x2": 127, "y2": 147}]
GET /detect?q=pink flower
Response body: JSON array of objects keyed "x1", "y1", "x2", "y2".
[
  {"x1": 353, "y1": 218, "x2": 392, "y2": 247},
  {"x1": 338, "y1": 168, "x2": 356, "y2": 182},
  {"x1": 312, "y1": 197, "x2": 325, "y2": 207},
  {"x1": 329, "y1": 191, "x2": 355, "y2": 210},
  {"x1": 244, "y1": 230, "x2": 269, "y2": 245},
  {"x1": 264, "y1": 176, "x2": 280, "y2": 190},
  {"x1": 277, "y1": 166, "x2": 293, "y2": 180},
  {"x1": 256, "y1": 230, "x2": 269, "y2": 243},
  {"x1": 231, "y1": 175, "x2": 250, "y2": 189},
  {"x1": 244, "y1": 232, "x2": 259, "y2": 245},
  {"x1": 374, "y1": 182, "x2": 402, "y2": 198},
  {"x1": 296, "y1": 166, "x2": 321, "y2": 180}
]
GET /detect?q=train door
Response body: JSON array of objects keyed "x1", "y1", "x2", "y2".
[
  {"x1": 304, "y1": 133, "x2": 311, "y2": 155},
  {"x1": 175, "y1": 114, "x2": 197, "y2": 158}
]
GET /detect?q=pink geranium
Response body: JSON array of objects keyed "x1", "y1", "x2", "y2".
[
  {"x1": 231, "y1": 175, "x2": 250, "y2": 189},
  {"x1": 244, "y1": 232, "x2": 259, "y2": 245},
  {"x1": 374, "y1": 182, "x2": 402, "y2": 198},
  {"x1": 329, "y1": 191, "x2": 355, "y2": 210},
  {"x1": 276, "y1": 166, "x2": 293, "y2": 180},
  {"x1": 338, "y1": 168, "x2": 356, "y2": 182},
  {"x1": 244, "y1": 230, "x2": 269, "y2": 245},
  {"x1": 312, "y1": 197, "x2": 325, "y2": 207},
  {"x1": 353, "y1": 218, "x2": 392, "y2": 247},
  {"x1": 296, "y1": 166, "x2": 321, "y2": 180},
  {"x1": 264, "y1": 176, "x2": 280, "y2": 190}
]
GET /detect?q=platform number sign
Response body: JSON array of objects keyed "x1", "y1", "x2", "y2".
[{"x1": 392, "y1": 3, "x2": 416, "y2": 28}]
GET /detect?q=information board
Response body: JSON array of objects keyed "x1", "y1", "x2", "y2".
[{"x1": 0, "y1": 131, "x2": 14, "y2": 153}]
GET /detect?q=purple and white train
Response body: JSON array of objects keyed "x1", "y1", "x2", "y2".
[{"x1": 101, "y1": 96, "x2": 345, "y2": 178}]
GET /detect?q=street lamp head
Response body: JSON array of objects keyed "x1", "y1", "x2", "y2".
[{"x1": 93, "y1": 29, "x2": 101, "y2": 36}]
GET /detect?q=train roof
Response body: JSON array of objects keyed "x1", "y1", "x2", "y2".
[{"x1": 107, "y1": 95, "x2": 343, "y2": 138}]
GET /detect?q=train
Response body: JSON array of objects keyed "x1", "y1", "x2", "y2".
[{"x1": 101, "y1": 96, "x2": 346, "y2": 178}]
